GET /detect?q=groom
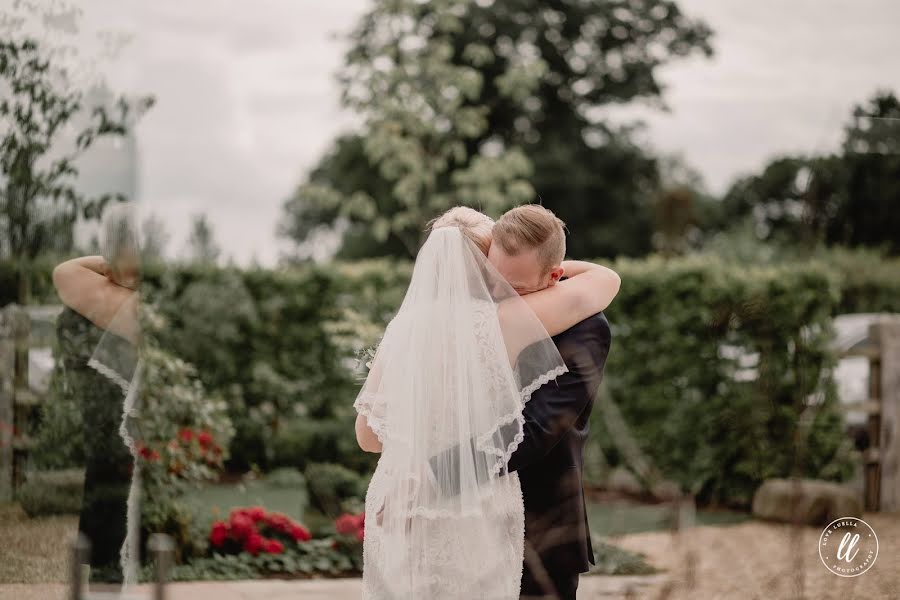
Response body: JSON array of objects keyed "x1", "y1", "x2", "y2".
[{"x1": 487, "y1": 205, "x2": 611, "y2": 600}]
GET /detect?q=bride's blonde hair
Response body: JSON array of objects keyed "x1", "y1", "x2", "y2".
[{"x1": 427, "y1": 206, "x2": 494, "y2": 255}]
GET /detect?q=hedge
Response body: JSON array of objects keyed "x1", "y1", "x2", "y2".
[
  {"x1": 598, "y1": 255, "x2": 855, "y2": 508},
  {"x1": 18, "y1": 469, "x2": 85, "y2": 517},
  {"x1": 10, "y1": 251, "x2": 889, "y2": 509}
]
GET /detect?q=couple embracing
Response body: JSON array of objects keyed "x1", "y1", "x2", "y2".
[{"x1": 353, "y1": 204, "x2": 620, "y2": 600}]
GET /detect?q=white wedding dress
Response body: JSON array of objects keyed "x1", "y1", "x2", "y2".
[
  {"x1": 362, "y1": 446, "x2": 525, "y2": 599},
  {"x1": 354, "y1": 227, "x2": 566, "y2": 599}
]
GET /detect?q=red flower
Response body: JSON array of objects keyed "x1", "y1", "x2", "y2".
[
  {"x1": 209, "y1": 521, "x2": 230, "y2": 547},
  {"x1": 138, "y1": 444, "x2": 160, "y2": 462},
  {"x1": 334, "y1": 513, "x2": 358, "y2": 536},
  {"x1": 265, "y1": 512, "x2": 292, "y2": 533},
  {"x1": 355, "y1": 528, "x2": 364, "y2": 542},
  {"x1": 197, "y1": 430, "x2": 214, "y2": 448},
  {"x1": 243, "y1": 533, "x2": 265, "y2": 555},
  {"x1": 264, "y1": 539, "x2": 284, "y2": 554},
  {"x1": 246, "y1": 506, "x2": 266, "y2": 522},
  {"x1": 335, "y1": 512, "x2": 365, "y2": 538},
  {"x1": 289, "y1": 524, "x2": 312, "y2": 542},
  {"x1": 178, "y1": 428, "x2": 194, "y2": 443},
  {"x1": 229, "y1": 513, "x2": 256, "y2": 541}
]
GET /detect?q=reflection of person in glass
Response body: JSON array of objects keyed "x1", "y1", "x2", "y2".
[{"x1": 52, "y1": 206, "x2": 141, "y2": 586}]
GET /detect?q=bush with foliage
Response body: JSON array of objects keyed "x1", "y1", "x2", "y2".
[
  {"x1": 271, "y1": 417, "x2": 376, "y2": 474},
  {"x1": 208, "y1": 506, "x2": 311, "y2": 556},
  {"x1": 263, "y1": 467, "x2": 308, "y2": 490},
  {"x1": 334, "y1": 511, "x2": 365, "y2": 542},
  {"x1": 17, "y1": 468, "x2": 85, "y2": 517},
  {"x1": 589, "y1": 540, "x2": 658, "y2": 576},
  {"x1": 154, "y1": 508, "x2": 363, "y2": 582},
  {"x1": 8, "y1": 252, "x2": 885, "y2": 514},
  {"x1": 135, "y1": 304, "x2": 235, "y2": 560},
  {"x1": 824, "y1": 248, "x2": 900, "y2": 314},
  {"x1": 597, "y1": 255, "x2": 856, "y2": 507},
  {"x1": 305, "y1": 462, "x2": 367, "y2": 518}
]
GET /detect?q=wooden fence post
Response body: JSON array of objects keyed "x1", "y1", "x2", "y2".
[
  {"x1": 875, "y1": 318, "x2": 900, "y2": 512},
  {"x1": 0, "y1": 306, "x2": 15, "y2": 502}
]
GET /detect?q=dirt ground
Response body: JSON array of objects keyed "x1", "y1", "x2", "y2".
[{"x1": 609, "y1": 511, "x2": 900, "y2": 600}]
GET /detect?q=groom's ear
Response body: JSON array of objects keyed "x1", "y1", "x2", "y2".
[{"x1": 547, "y1": 264, "x2": 565, "y2": 286}]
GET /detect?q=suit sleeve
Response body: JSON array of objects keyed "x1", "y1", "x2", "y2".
[
  {"x1": 505, "y1": 314, "x2": 611, "y2": 473},
  {"x1": 426, "y1": 313, "x2": 611, "y2": 496}
]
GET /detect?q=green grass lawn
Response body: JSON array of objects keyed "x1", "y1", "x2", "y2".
[
  {"x1": 185, "y1": 478, "x2": 749, "y2": 550},
  {"x1": 183, "y1": 478, "x2": 308, "y2": 531},
  {"x1": 183, "y1": 478, "x2": 749, "y2": 540},
  {"x1": 2, "y1": 475, "x2": 753, "y2": 583},
  {"x1": 586, "y1": 498, "x2": 750, "y2": 538}
]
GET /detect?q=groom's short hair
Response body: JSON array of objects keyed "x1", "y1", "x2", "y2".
[{"x1": 493, "y1": 204, "x2": 566, "y2": 271}]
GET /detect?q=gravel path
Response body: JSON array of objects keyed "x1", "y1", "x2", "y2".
[{"x1": 610, "y1": 511, "x2": 900, "y2": 599}]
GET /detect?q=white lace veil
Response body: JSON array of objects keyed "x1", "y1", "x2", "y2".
[
  {"x1": 354, "y1": 225, "x2": 567, "y2": 594},
  {"x1": 86, "y1": 203, "x2": 144, "y2": 589}
]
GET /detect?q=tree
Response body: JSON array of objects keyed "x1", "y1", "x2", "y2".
[
  {"x1": 140, "y1": 213, "x2": 170, "y2": 262},
  {"x1": 0, "y1": 37, "x2": 153, "y2": 304},
  {"x1": 718, "y1": 90, "x2": 900, "y2": 255},
  {"x1": 185, "y1": 213, "x2": 221, "y2": 266},
  {"x1": 833, "y1": 90, "x2": 900, "y2": 253},
  {"x1": 281, "y1": 0, "x2": 713, "y2": 259}
]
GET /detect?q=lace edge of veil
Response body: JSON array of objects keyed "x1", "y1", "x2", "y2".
[
  {"x1": 87, "y1": 357, "x2": 131, "y2": 393},
  {"x1": 88, "y1": 356, "x2": 143, "y2": 587},
  {"x1": 475, "y1": 364, "x2": 569, "y2": 476},
  {"x1": 355, "y1": 364, "x2": 568, "y2": 474},
  {"x1": 354, "y1": 390, "x2": 388, "y2": 443}
]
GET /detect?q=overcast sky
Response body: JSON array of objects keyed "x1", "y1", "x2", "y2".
[{"x1": 66, "y1": 0, "x2": 900, "y2": 265}]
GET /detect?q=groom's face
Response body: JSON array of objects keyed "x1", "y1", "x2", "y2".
[{"x1": 488, "y1": 244, "x2": 559, "y2": 296}]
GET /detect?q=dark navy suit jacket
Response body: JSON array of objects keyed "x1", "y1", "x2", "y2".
[
  {"x1": 510, "y1": 311, "x2": 611, "y2": 579},
  {"x1": 429, "y1": 311, "x2": 612, "y2": 581}
]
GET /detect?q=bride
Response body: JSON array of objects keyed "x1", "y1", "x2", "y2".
[{"x1": 353, "y1": 207, "x2": 619, "y2": 599}]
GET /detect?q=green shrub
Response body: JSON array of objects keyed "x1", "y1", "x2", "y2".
[
  {"x1": 271, "y1": 417, "x2": 376, "y2": 474},
  {"x1": 589, "y1": 540, "x2": 658, "y2": 576},
  {"x1": 597, "y1": 255, "x2": 856, "y2": 508},
  {"x1": 264, "y1": 467, "x2": 307, "y2": 490},
  {"x1": 304, "y1": 463, "x2": 366, "y2": 518},
  {"x1": 11, "y1": 251, "x2": 882, "y2": 513},
  {"x1": 135, "y1": 303, "x2": 235, "y2": 562},
  {"x1": 18, "y1": 469, "x2": 85, "y2": 517},
  {"x1": 823, "y1": 247, "x2": 900, "y2": 314},
  {"x1": 157, "y1": 537, "x2": 361, "y2": 582}
]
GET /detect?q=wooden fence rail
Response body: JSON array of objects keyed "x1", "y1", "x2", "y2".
[
  {"x1": 840, "y1": 316, "x2": 900, "y2": 512},
  {"x1": 0, "y1": 303, "x2": 61, "y2": 501}
]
